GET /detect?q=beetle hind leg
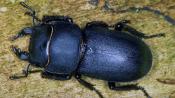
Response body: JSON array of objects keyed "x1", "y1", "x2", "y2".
[
  {"x1": 108, "y1": 82, "x2": 152, "y2": 98},
  {"x1": 11, "y1": 45, "x2": 29, "y2": 61}
]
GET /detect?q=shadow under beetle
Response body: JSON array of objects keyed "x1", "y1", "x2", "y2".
[{"x1": 10, "y1": 2, "x2": 166, "y2": 98}]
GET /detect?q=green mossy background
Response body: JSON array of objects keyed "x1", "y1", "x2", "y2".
[{"x1": 0, "y1": 0, "x2": 175, "y2": 98}]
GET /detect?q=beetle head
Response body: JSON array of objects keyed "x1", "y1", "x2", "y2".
[{"x1": 27, "y1": 24, "x2": 51, "y2": 68}]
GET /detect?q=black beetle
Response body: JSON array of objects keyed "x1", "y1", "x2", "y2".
[{"x1": 10, "y1": 2, "x2": 165, "y2": 98}]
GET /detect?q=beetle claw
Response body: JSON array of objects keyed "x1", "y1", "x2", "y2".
[
  {"x1": 9, "y1": 35, "x2": 18, "y2": 41},
  {"x1": 11, "y1": 45, "x2": 19, "y2": 54}
]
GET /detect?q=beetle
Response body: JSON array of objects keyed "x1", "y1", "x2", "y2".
[{"x1": 10, "y1": 2, "x2": 166, "y2": 98}]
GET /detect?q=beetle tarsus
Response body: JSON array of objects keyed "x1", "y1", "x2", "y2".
[
  {"x1": 143, "y1": 33, "x2": 165, "y2": 39},
  {"x1": 108, "y1": 82, "x2": 151, "y2": 98},
  {"x1": 75, "y1": 74, "x2": 104, "y2": 98},
  {"x1": 9, "y1": 74, "x2": 26, "y2": 80}
]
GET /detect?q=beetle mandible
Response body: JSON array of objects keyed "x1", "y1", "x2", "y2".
[{"x1": 10, "y1": 2, "x2": 165, "y2": 98}]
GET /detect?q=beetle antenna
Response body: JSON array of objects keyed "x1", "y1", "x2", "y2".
[{"x1": 19, "y1": 2, "x2": 41, "y2": 25}]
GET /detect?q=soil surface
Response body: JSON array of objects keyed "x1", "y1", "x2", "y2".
[{"x1": 0, "y1": 0, "x2": 175, "y2": 98}]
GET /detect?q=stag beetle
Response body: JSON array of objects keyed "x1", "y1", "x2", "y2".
[{"x1": 10, "y1": 2, "x2": 165, "y2": 98}]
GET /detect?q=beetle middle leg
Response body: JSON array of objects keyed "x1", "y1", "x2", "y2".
[
  {"x1": 114, "y1": 20, "x2": 165, "y2": 39},
  {"x1": 41, "y1": 71, "x2": 71, "y2": 80},
  {"x1": 75, "y1": 74, "x2": 104, "y2": 98},
  {"x1": 108, "y1": 82, "x2": 151, "y2": 98},
  {"x1": 11, "y1": 45, "x2": 29, "y2": 61}
]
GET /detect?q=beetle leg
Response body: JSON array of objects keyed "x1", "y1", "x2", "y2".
[
  {"x1": 114, "y1": 22, "x2": 165, "y2": 39},
  {"x1": 124, "y1": 7, "x2": 175, "y2": 26},
  {"x1": 88, "y1": 0, "x2": 112, "y2": 11},
  {"x1": 113, "y1": 20, "x2": 131, "y2": 31},
  {"x1": 10, "y1": 27, "x2": 33, "y2": 41},
  {"x1": 9, "y1": 64, "x2": 30, "y2": 80},
  {"x1": 75, "y1": 74, "x2": 104, "y2": 98},
  {"x1": 86, "y1": 21, "x2": 108, "y2": 28},
  {"x1": 9, "y1": 64, "x2": 42, "y2": 80},
  {"x1": 102, "y1": 0, "x2": 113, "y2": 11},
  {"x1": 108, "y1": 82, "x2": 151, "y2": 98},
  {"x1": 19, "y1": 2, "x2": 41, "y2": 25},
  {"x1": 88, "y1": 0, "x2": 99, "y2": 6},
  {"x1": 42, "y1": 16, "x2": 73, "y2": 24},
  {"x1": 11, "y1": 45, "x2": 29, "y2": 61},
  {"x1": 41, "y1": 71, "x2": 71, "y2": 80}
]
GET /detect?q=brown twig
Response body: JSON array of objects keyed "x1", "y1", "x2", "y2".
[{"x1": 157, "y1": 78, "x2": 175, "y2": 85}]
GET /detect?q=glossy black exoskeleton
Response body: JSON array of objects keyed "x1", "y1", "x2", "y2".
[{"x1": 10, "y1": 2, "x2": 165, "y2": 98}]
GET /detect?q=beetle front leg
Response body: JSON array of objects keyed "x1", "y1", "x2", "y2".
[
  {"x1": 108, "y1": 82, "x2": 151, "y2": 98},
  {"x1": 9, "y1": 64, "x2": 31, "y2": 80},
  {"x1": 114, "y1": 21, "x2": 165, "y2": 39},
  {"x1": 11, "y1": 45, "x2": 29, "y2": 61},
  {"x1": 10, "y1": 27, "x2": 33, "y2": 41},
  {"x1": 9, "y1": 64, "x2": 42, "y2": 80}
]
